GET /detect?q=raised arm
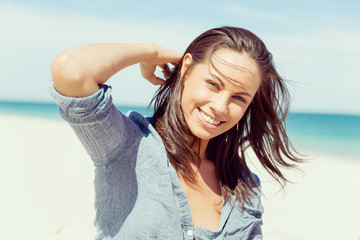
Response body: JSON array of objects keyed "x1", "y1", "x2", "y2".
[{"x1": 51, "y1": 43, "x2": 182, "y2": 97}]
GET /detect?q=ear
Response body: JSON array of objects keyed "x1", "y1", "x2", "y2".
[{"x1": 180, "y1": 53, "x2": 193, "y2": 77}]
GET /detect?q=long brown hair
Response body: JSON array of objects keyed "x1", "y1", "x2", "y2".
[{"x1": 151, "y1": 26, "x2": 302, "y2": 205}]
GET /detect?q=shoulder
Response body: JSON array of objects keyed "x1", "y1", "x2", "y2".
[
  {"x1": 125, "y1": 111, "x2": 164, "y2": 146},
  {"x1": 247, "y1": 171, "x2": 262, "y2": 202},
  {"x1": 250, "y1": 172, "x2": 261, "y2": 188},
  {"x1": 125, "y1": 111, "x2": 168, "y2": 167},
  {"x1": 244, "y1": 171, "x2": 263, "y2": 216},
  {"x1": 126, "y1": 111, "x2": 155, "y2": 134}
]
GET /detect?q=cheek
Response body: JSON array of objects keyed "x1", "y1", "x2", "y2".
[
  {"x1": 182, "y1": 83, "x2": 211, "y2": 105},
  {"x1": 229, "y1": 105, "x2": 249, "y2": 123}
]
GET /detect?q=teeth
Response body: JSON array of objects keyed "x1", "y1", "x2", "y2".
[{"x1": 200, "y1": 110, "x2": 221, "y2": 125}]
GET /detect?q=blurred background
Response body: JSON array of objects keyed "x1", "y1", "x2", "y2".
[
  {"x1": 1, "y1": 0, "x2": 359, "y2": 157},
  {"x1": 0, "y1": 1, "x2": 359, "y2": 239},
  {"x1": 1, "y1": 0, "x2": 360, "y2": 112}
]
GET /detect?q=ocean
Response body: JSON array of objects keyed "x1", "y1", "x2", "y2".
[{"x1": 1, "y1": 101, "x2": 359, "y2": 158}]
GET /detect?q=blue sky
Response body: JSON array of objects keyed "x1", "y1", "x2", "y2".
[{"x1": 0, "y1": 0, "x2": 359, "y2": 114}]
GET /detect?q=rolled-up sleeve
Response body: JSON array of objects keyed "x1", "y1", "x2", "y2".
[{"x1": 49, "y1": 81, "x2": 141, "y2": 166}]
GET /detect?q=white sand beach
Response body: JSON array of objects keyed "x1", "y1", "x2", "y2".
[{"x1": 1, "y1": 114, "x2": 359, "y2": 240}]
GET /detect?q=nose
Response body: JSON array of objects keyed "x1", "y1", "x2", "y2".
[{"x1": 209, "y1": 92, "x2": 229, "y2": 115}]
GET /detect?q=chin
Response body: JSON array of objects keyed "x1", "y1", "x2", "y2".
[{"x1": 191, "y1": 128, "x2": 222, "y2": 141}]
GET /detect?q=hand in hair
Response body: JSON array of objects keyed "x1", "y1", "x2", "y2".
[{"x1": 139, "y1": 44, "x2": 182, "y2": 85}]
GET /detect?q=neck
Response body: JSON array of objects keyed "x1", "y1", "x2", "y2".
[{"x1": 192, "y1": 139, "x2": 209, "y2": 163}]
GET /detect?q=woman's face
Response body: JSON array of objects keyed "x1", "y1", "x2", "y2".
[{"x1": 180, "y1": 48, "x2": 261, "y2": 143}]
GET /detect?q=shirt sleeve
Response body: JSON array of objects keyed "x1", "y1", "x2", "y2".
[{"x1": 48, "y1": 81, "x2": 141, "y2": 166}]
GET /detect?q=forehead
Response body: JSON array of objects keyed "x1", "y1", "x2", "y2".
[
  {"x1": 208, "y1": 48, "x2": 261, "y2": 92},
  {"x1": 211, "y1": 48, "x2": 260, "y2": 80}
]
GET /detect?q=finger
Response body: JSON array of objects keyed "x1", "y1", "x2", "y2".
[
  {"x1": 156, "y1": 77, "x2": 166, "y2": 86},
  {"x1": 160, "y1": 48, "x2": 182, "y2": 64},
  {"x1": 147, "y1": 74, "x2": 166, "y2": 86},
  {"x1": 169, "y1": 55, "x2": 182, "y2": 65},
  {"x1": 171, "y1": 51, "x2": 183, "y2": 62}
]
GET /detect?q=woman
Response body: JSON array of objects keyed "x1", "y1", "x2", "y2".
[{"x1": 50, "y1": 27, "x2": 301, "y2": 239}]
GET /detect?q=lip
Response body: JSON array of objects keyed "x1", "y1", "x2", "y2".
[{"x1": 197, "y1": 107, "x2": 224, "y2": 129}]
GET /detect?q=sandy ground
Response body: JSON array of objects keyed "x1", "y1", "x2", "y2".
[{"x1": 1, "y1": 114, "x2": 359, "y2": 240}]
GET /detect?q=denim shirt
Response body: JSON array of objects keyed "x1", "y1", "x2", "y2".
[{"x1": 49, "y1": 83, "x2": 263, "y2": 240}]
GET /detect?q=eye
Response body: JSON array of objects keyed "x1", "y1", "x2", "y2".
[
  {"x1": 233, "y1": 95, "x2": 247, "y2": 104},
  {"x1": 206, "y1": 80, "x2": 220, "y2": 90}
]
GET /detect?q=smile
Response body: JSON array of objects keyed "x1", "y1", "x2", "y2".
[{"x1": 199, "y1": 109, "x2": 221, "y2": 126}]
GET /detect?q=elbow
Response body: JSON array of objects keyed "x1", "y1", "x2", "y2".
[
  {"x1": 51, "y1": 51, "x2": 91, "y2": 97},
  {"x1": 51, "y1": 52, "x2": 83, "y2": 87}
]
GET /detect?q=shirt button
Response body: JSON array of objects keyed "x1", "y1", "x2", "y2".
[{"x1": 186, "y1": 229, "x2": 193, "y2": 236}]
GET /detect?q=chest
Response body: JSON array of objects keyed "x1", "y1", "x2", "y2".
[{"x1": 179, "y1": 171, "x2": 223, "y2": 232}]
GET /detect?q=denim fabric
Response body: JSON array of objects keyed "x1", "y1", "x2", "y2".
[{"x1": 49, "y1": 82, "x2": 264, "y2": 240}]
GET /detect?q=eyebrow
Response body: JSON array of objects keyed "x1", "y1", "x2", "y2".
[{"x1": 212, "y1": 75, "x2": 253, "y2": 98}]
